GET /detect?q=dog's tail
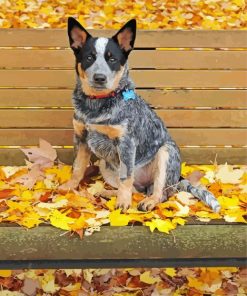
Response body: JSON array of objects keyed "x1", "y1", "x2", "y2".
[{"x1": 176, "y1": 177, "x2": 221, "y2": 213}]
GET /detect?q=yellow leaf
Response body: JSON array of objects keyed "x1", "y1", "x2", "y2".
[
  {"x1": 0, "y1": 270, "x2": 12, "y2": 277},
  {"x1": 106, "y1": 197, "x2": 116, "y2": 211},
  {"x1": 181, "y1": 162, "x2": 195, "y2": 176},
  {"x1": 109, "y1": 209, "x2": 130, "y2": 226},
  {"x1": 46, "y1": 165, "x2": 72, "y2": 184},
  {"x1": 140, "y1": 271, "x2": 160, "y2": 284},
  {"x1": 164, "y1": 268, "x2": 176, "y2": 277},
  {"x1": 38, "y1": 199, "x2": 68, "y2": 209},
  {"x1": 41, "y1": 270, "x2": 59, "y2": 293},
  {"x1": 145, "y1": 219, "x2": 175, "y2": 234},
  {"x1": 20, "y1": 211, "x2": 42, "y2": 228},
  {"x1": 20, "y1": 190, "x2": 34, "y2": 201},
  {"x1": 172, "y1": 217, "x2": 186, "y2": 226},
  {"x1": 87, "y1": 181, "x2": 105, "y2": 195},
  {"x1": 70, "y1": 215, "x2": 86, "y2": 231},
  {"x1": 49, "y1": 210, "x2": 75, "y2": 230},
  {"x1": 187, "y1": 277, "x2": 203, "y2": 290},
  {"x1": 218, "y1": 195, "x2": 239, "y2": 209}
]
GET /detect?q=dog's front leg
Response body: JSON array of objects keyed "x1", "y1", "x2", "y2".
[
  {"x1": 116, "y1": 136, "x2": 136, "y2": 212},
  {"x1": 59, "y1": 120, "x2": 91, "y2": 191}
]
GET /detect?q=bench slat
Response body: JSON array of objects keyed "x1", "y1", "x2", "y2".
[
  {"x1": 0, "y1": 147, "x2": 245, "y2": 165},
  {"x1": 1, "y1": 69, "x2": 246, "y2": 88},
  {"x1": 0, "y1": 89, "x2": 246, "y2": 108},
  {"x1": 1, "y1": 29, "x2": 247, "y2": 48},
  {"x1": 0, "y1": 110, "x2": 245, "y2": 128},
  {"x1": 0, "y1": 225, "x2": 246, "y2": 268},
  {"x1": 0, "y1": 128, "x2": 246, "y2": 146},
  {"x1": 1, "y1": 49, "x2": 247, "y2": 70}
]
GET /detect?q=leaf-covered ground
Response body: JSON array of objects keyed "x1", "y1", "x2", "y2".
[
  {"x1": 0, "y1": 139, "x2": 246, "y2": 237},
  {"x1": 0, "y1": 267, "x2": 246, "y2": 295},
  {"x1": 0, "y1": 0, "x2": 246, "y2": 29}
]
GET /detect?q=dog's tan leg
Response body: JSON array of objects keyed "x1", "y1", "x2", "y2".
[
  {"x1": 116, "y1": 176, "x2": 134, "y2": 211},
  {"x1": 59, "y1": 142, "x2": 91, "y2": 191},
  {"x1": 73, "y1": 118, "x2": 85, "y2": 137},
  {"x1": 115, "y1": 139, "x2": 136, "y2": 212},
  {"x1": 138, "y1": 145, "x2": 169, "y2": 211}
]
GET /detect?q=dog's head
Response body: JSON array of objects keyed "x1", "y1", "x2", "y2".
[{"x1": 68, "y1": 17, "x2": 136, "y2": 96}]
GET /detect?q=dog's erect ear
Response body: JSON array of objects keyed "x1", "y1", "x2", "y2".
[
  {"x1": 112, "y1": 19, "x2": 136, "y2": 54},
  {"x1": 68, "y1": 17, "x2": 92, "y2": 51}
]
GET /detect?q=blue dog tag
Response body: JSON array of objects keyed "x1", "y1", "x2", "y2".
[{"x1": 122, "y1": 89, "x2": 136, "y2": 101}]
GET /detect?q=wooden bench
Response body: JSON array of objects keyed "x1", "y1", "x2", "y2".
[{"x1": 0, "y1": 29, "x2": 246, "y2": 269}]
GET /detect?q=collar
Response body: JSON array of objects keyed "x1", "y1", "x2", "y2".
[
  {"x1": 87, "y1": 88, "x2": 136, "y2": 102},
  {"x1": 86, "y1": 83, "x2": 131, "y2": 100},
  {"x1": 88, "y1": 90, "x2": 116, "y2": 100}
]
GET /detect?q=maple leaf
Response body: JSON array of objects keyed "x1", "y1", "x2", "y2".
[
  {"x1": 145, "y1": 218, "x2": 175, "y2": 234},
  {"x1": 140, "y1": 271, "x2": 160, "y2": 284},
  {"x1": 49, "y1": 209, "x2": 75, "y2": 230},
  {"x1": 164, "y1": 268, "x2": 177, "y2": 277},
  {"x1": 87, "y1": 180, "x2": 105, "y2": 195},
  {"x1": 21, "y1": 139, "x2": 57, "y2": 166},
  {"x1": 109, "y1": 209, "x2": 130, "y2": 226},
  {"x1": 216, "y1": 164, "x2": 244, "y2": 184}
]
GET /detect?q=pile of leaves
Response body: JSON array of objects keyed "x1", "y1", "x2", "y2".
[
  {"x1": 0, "y1": 0, "x2": 246, "y2": 29},
  {"x1": 0, "y1": 139, "x2": 246, "y2": 237},
  {"x1": 0, "y1": 267, "x2": 246, "y2": 295}
]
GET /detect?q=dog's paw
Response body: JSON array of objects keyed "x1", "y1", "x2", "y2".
[
  {"x1": 116, "y1": 191, "x2": 132, "y2": 212},
  {"x1": 95, "y1": 189, "x2": 118, "y2": 200},
  {"x1": 58, "y1": 179, "x2": 79, "y2": 191},
  {"x1": 137, "y1": 196, "x2": 160, "y2": 212}
]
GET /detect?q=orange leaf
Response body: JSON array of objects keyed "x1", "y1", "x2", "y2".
[{"x1": 0, "y1": 189, "x2": 14, "y2": 199}]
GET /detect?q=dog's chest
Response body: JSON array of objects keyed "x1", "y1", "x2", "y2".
[{"x1": 86, "y1": 131, "x2": 118, "y2": 164}]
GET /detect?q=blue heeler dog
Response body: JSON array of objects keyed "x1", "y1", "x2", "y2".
[{"x1": 61, "y1": 17, "x2": 220, "y2": 213}]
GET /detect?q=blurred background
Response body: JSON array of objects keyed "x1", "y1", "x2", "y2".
[{"x1": 0, "y1": 0, "x2": 246, "y2": 29}]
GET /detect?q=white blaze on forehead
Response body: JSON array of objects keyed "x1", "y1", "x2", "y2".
[{"x1": 95, "y1": 37, "x2": 108, "y2": 55}]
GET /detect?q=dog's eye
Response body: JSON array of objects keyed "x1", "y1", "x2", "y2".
[
  {"x1": 86, "y1": 55, "x2": 93, "y2": 61},
  {"x1": 109, "y1": 57, "x2": 116, "y2": 63}
]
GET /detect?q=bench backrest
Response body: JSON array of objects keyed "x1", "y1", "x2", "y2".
[{"x1": 0, "y1": 29, "x2": 246, "y2": 165}]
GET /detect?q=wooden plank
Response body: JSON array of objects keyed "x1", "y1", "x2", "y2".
[
  {"x1": 0, "y1": 225, "x2": 246, "y2": 269},
  {"x1": 0, "y1": 128, "x2": 246, "y2": 146},
  {"x1": 0, "y1": 110, "x2": 245, "y2": 128},
  {"x1": 0, "y1": 69, "x2": 246, "y2": 88},
  {"x1": 1, "y1": 49, "x2": 247, "y2": 70},
  {"x1": 0, "y1": 147, "x2": 246, "y2": 165},
  {"x1": 0, "y1": 89, "x2": 246, "y2": 108},
  {"x1": 1, "y1": 29, "x2": 247, "y2": 48}
]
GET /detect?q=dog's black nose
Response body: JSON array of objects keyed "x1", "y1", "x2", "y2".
[{"x1": 93, "y1": 73, "x2": 107, "y2": 84}]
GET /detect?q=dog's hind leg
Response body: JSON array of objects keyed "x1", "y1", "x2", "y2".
[
  {"x1": 138, "y1": 145, "x2": 169, "y2": 211},
  {"x1": 98, "y1": 158, "x2": 138, "y2": 201}
]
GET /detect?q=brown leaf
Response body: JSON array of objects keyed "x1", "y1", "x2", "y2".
[
  {"x1": 14, "y1": 164, "x2": 44, "y2": 189},
  {"x1": 187, "y1": 170, "x2": 205, "y2": 186},
  {"x1": 21, "y1": 138, "x2": 57, "y2": 166},
  {"x1": 21, "y1": 278, "x2": 40, "y2": 296},
  {"x1": 39, "y1": 191, "x2": 52, "y2": 202}
]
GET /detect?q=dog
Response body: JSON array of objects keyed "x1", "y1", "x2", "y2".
[{"x1": 60, "y1": 17, "x2": 220, "y2": 213}]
